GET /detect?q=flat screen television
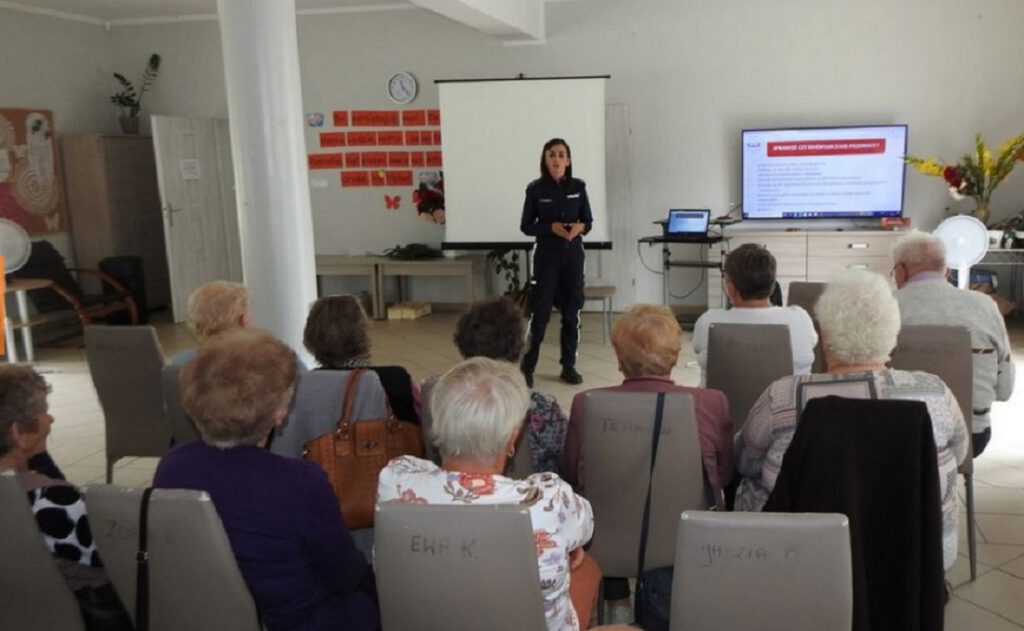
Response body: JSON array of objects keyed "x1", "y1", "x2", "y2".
[{"x1": 741, "y1": 124, "x2": 908, "y2": 220}]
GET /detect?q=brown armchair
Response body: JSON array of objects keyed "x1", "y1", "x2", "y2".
[{"x1": 10, "y1": 240, "x2": 138, "y2": 326}]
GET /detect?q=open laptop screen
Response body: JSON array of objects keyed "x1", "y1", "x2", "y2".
[{"x1": 666, "y1": 209, "x2": 710, "y2": 236}]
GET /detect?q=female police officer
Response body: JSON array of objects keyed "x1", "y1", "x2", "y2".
[{"x1": 520, "y1": 138, "x2": 593, "y2": 386}]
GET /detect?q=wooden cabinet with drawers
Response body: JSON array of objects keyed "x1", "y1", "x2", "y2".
[{"x1": 708, "y1": 230, "x2": 902, "y2": 308}]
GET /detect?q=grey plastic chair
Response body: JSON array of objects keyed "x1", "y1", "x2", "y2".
[
  {"x1": 161, "y1": 364, "x2": 199, "y2": 446},
  {"x1": 671, "y1": 511, "x2": 853, "y2": 631},
  {"x1": 85, "y1": 325, "x2": 171, "y2": 482},
  {"x1": 0, "y1": 470, "x2": 87, "y2": 631},
  {"x1": 706, "y1": 323, "x2": 793, "y2": 431},
  {"x1": 786, "y1": 281, "x2": 827, "y2": 372},
  {"x1": 581, "y1": 391, "x2": 705, "y2": 576},
  {"x1": 269, "y1": 368, "x2": 389, "y2": 459},
  {"x1": 890, "y1": 324, "x2": 977, "y2": 580},
  {"x1": 375, "y1": 503, "x2": 547, "y2": 631},
  {"x1": 83, "y1": 485, "x2": 260, "y2": 631}
]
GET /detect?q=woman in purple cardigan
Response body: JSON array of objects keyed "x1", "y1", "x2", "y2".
[{"x1": 154, "y1": 329, "x2": 379, "y2": 631}]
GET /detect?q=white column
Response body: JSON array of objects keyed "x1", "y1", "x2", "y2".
[{"x1": 217, "y1": 0, "x2": 316, "y2": 364}]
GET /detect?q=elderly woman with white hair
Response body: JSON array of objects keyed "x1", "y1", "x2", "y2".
[
  {"x1": 378, "y1": 357, "x2": 599, "y2": 631},
  {"x1": 734, "y1": 270, "x2": 968, "y2": 570},
  {"x1": 171, "y1": 281, "x2": 252, "y2": 366}
]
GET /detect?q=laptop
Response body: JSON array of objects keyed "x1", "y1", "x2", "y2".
[{"x1": 663, "y1": 209, "x2": 711, "y2": 241}]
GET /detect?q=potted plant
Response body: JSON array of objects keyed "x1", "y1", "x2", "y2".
[
  {"x1": 110, "y1": 53, "x2": 161, "y2": 134},
  {"x1": 487, "y1": 247, "x2": 530, "y2": 311}
]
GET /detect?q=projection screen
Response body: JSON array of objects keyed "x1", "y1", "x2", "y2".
[{"x1": 438, "y1": 77, "x2": 609, "y2": 248}]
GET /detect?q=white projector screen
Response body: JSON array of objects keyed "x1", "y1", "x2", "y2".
[{"x1": 438, "y1": 77, "x2": 609, "y2": 248}]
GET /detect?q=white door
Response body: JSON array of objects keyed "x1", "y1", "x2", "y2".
[{"x1": 151, "y1": 116, "x2": 242, "y2": 322}]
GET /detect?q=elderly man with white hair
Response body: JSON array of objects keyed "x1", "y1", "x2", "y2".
[
  {"x1": 734, "y1": 270, "x2": 968, "y2": 570},
  {"x1": 893, "y1": 230, "x2": 1015, "y2": 456}
]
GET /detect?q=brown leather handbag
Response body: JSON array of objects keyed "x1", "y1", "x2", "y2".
[{"x1": 303, "y1": 368, "x2": 425, "y2": 529}]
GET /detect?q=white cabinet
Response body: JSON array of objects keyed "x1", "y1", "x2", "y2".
[{"x1": 708, "y1": 230, "x2": 902, "y2": 307}]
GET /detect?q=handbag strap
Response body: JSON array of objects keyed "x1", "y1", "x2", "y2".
[
  {"x1": 635, "y1": 393, "x2": 666, "y2": 586},
  {"x1": 135, "y1": 487, "x2": 156, "y2": 631},
  {"x1": 336, "y1": 368, "x2": 367, "y2": 433},
  {"x1": 337, "y1": 368, "x2": 403, "y2": 434}
]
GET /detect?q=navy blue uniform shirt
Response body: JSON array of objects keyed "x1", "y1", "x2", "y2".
[{"x1": 520, "y1": 178, "x2": 593, "y2": 249}]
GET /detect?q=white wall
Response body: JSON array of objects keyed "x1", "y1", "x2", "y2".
[
  {"x1": 0, "y1": 8, "x2": 115, "y2": 261},
  {"x1": 16, "y1": 0, "x2": 1024, "y2": 306}
]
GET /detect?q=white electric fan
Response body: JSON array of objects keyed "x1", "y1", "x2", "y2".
[
  {"x1": 933, "y1": 215, "x2": 989, "y2": 289},
  {"x1": 0, "y1": 218, "x2": 31, "y2": 274}
]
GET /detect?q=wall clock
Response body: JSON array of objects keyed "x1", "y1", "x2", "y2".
[{"x1": 387, "y1": 71, "x2": 418, "y2": 105}]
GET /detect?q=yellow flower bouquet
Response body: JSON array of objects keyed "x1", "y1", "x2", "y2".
[{"x1": 905, "y1": 132, "x2": 1024, "y2": 224}]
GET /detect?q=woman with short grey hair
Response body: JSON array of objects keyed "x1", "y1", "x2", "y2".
[
  {"x1": 378, "y1": 357, "x2": 600, "y2": 631},
  {"x1": 154, "y1": 329, "x2": 379, "y2": 631},
  {"x1": 734, "y1": 270, "x2": 969, "y2": 570}
]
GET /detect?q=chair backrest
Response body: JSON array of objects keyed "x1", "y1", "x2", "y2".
[
  {"x1": 375, "y1": 502, "x2": 547, "y2": 631},
  {"x1": 785, "y1": 280, "x2": 826, "y2": 314},
  {"x1": 890, "y1": 324, "x2": 974, "y2": 474},
  {"x1": 671, "y1": 511, "x2": 852, "y2": 631},
  {"x1": 419, "y1": 377, "x2": 440, "y2": 463},
  {"x1": 161, "y1": 364, "x2": 199, "y2": 446},
  {"x1": 85, "y1": 325, "x2": 171, "y2": 460},
  {"x1": 786, "y1": 281, "x2": 827, "y2": 372},
  {"x1": 83, "y1": 485, "x2": 260, "y2": 631},
  {"x1": 706, "y1": 323, "x2": 794, "y2": 431},
  {"x1": 11, "y1": 239, "x2": 85, "y2": 313},
  {"x1": 581, "y1": 391, "x2": 705, "y2": 576},
  {"x1": 270, "y1": 368, "x2": 389, "y2": 459},
  {"x1": 0, "y1": 470, "x2": 86, "y2": 631},
  {"x1": 763, "y1": 397, "x2": 945, "y2": 631}
]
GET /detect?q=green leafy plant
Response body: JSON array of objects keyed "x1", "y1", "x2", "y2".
[
  {"x1": 487, "y1": 248, "x2": 524, "y2": 294},
  {"x1": 111, "y1": 53, "x2": 162, "y2": 118}
]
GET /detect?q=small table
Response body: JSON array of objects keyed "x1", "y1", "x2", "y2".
[
  {"x1": 378, "y1": 256, "x2": 489, "y2": 315},
  {"x1": 5, "y1": 278, "x2": 52, "y2": 363},
  {"x1": 315, "y1": 255, "x2": 387, "y2": 318}
]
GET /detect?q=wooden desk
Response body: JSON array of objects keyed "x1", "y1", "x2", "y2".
[
  {"x1": 315, "y1": 255, "x2": 387, "y2": 318},
  {"x1": 378, "y1": 256, "x2": 490, "y2": 312},
  {"x1": 5, "y1": 278, "x2": 52, "y2": 363}
]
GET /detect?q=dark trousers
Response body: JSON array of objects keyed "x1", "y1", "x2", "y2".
[
  {"x1": 522, "y1": 244, "x2": 585, "y2": 374},
  {"x1": 973, "y1": 427, "x2": 992, "y2": 458}
]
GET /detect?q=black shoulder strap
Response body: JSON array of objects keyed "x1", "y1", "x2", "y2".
[
  {"x1": 636, "y1": 392, "x2": 666, "y2": 581},
  {"x1": 135, "y1": 487, "x2": 156, "y2": 631}
]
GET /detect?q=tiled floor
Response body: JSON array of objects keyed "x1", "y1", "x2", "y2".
[{"x1": 33, "y1": 311, "x2": 1024, "y2": 629}]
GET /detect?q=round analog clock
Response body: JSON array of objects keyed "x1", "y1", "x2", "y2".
[{"x1": 387, "y1": 71, "x2": 418, "y2": 105}]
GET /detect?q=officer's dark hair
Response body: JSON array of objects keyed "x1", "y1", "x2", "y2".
[
  {"x1": 724, "y1": 243, "x2": 777, "y2": 300},
  {"x1": 539, "y1": 138, "x2": 574, "y2": 189}
]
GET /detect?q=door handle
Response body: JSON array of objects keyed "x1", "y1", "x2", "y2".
[{"x1": 162, "y1": 204, "x2": 182, "y2": 227}]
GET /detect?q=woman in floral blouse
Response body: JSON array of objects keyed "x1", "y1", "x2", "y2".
[
  {"x1": 378, "y1": 357, "x2": 598, "y2": 631},
  {"x1": 420, "y1": 297, "x2": 569, "y2": 472}
]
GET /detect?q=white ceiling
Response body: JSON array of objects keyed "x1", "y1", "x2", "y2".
[{"x1": 0, "y1": 0, "x2": 415, "y2": 23}]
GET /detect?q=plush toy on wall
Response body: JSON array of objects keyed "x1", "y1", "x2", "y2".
[{"x1": 413, "y1": 171, "x2": 444, "y2": 224}]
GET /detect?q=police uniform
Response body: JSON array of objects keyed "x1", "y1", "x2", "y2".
[{"x1": 519, "y1": 177, "x2": 593, "y2": 379}]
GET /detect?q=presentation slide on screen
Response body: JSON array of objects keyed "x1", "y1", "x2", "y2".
[{"x1": 742, "y1": 126, "x2": 907, "y2": 219}]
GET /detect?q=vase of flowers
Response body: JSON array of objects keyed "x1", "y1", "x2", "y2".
[{"x1": 905, "y1": 132, "x2": 1024, "y2": 225}]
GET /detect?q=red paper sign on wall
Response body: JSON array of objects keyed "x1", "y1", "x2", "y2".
[
  {"x1": 361, "y1": 152, "x2": 388, "y2": 168},
  {"x1": 319, "y1": 132, "x2": 347, "y2": 147},
  {"x1": 341, "y1": 171, "x2": 369, "y2": 187},
  {"x1": 352, "y1": 110, "x2": 401, "y2": 127},
  {"x1": 309, "y1": 153, "x2": 344, "y2": 169}
]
